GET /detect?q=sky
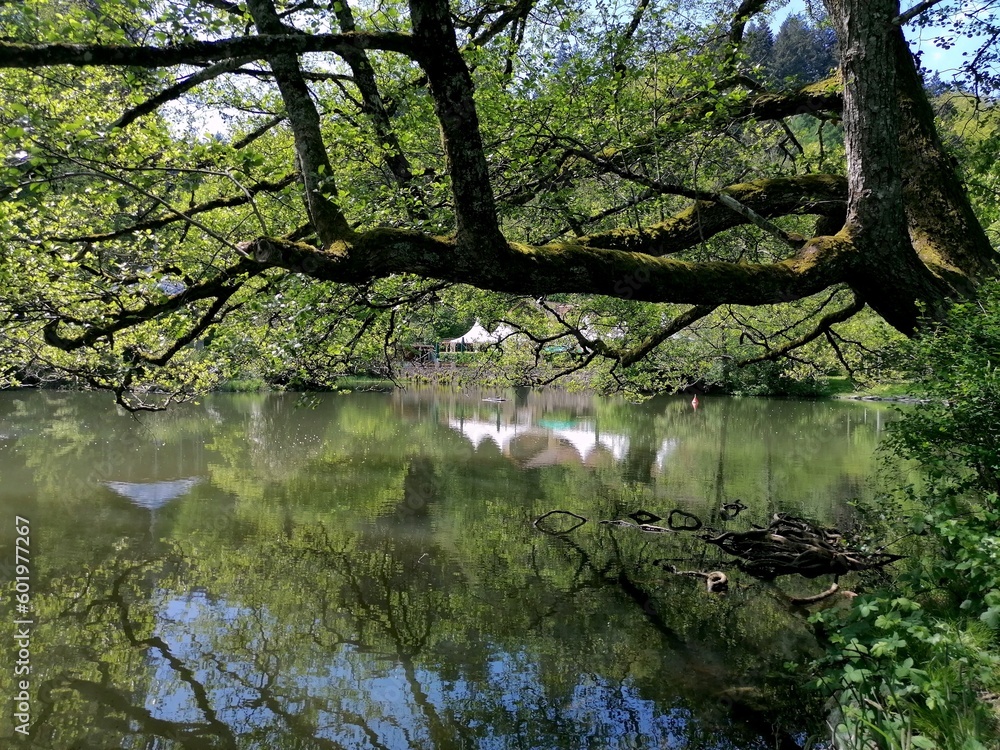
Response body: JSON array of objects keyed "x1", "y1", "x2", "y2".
[{"x1": 771, "y1": 0, "x2": 991, "y2": 80}]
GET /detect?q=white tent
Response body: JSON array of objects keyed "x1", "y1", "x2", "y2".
[
  {"x1": 442, "y1": 320, "x2": 512, "y2": 351},
  {"x1": 445, "y1": 321, "x2": 495, "y2": 346}
]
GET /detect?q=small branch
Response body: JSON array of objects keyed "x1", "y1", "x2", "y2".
[
  {"x1": 538, "y1": 349, "x2": 599, "y2": 386},
  {"x1": 113, "y1": 57, "x2": 256, "y2": 129},
  {"x1": 49, "y1": 173, "x2": 297, "y2": 244},
  {"x1": 738, "y1": 293, "x2": 865, "y2": 366},
  {"x1": 42, "y1": 259, "x2": 261, "y2": 352},
  {"x1": 892, "y1": 0, "x2": 947, "y2": 26},
  {"x1": 619, "y1": 305, "x2": 718, "y2": 366},
  {"x1": 135, "y1": 290, "x2": 240, "y2": 366},
  {"x1": 232, "y1": 115, "x2": 285, "y2": 150},
  {"x1": 57, "y1": 155, "x2": 240, "y2": 250},
  {"x1": 715, "y1": 193, "x2": 804, "y2": 250}
]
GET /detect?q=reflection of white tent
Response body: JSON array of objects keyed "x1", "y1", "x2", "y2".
[
  {"x1": 655, "y1": 438, "x2": 680, "y2": 469},
  {"x1": 554, "y1": 427, "x2": 630, "y2": 462},
  {"x1": 448, "y1": 418, "x2": 630, "y2": 465},
  {"x1": 105, "y1": 478, "x2": 201, "y2": 511},
  {"x1": 448, "y1": 419, "x2": 524, "y2": 451}
]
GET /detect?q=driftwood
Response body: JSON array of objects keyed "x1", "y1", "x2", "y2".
[
  {"x1": 702, "y1": 514, "x2": 903, "y2": 581},
  {"x1": 786, "y1": 582, "x2": 852, "y2": 606},
  {"x1": 656, "y1": 561, "x2": 729, "y2": 593},
  {"x1": 719, "y1": 500, "x2": 748, "y2": 521}
]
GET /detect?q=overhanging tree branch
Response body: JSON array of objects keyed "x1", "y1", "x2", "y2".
[
  {"x1": 0, "y1": 32, "x2": 417, "y2": 69},
  {"x1": 240, "y1": 225, "x2": 854, "y2": 306}
]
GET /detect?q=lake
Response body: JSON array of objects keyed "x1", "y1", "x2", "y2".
[{"x1": 0, "y1": 388, "x2": 898, "y2": 748}]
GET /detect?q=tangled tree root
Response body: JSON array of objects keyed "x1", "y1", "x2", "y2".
[
  {"x1": 719, "y1": 500, "x2": 747, "y2": 521},
  {"x1": 533, "y1": 508, "x2": 903, "y2": 598},
  {"x1": 702, "y1": 514, "x2": 903, "y2": 581}
]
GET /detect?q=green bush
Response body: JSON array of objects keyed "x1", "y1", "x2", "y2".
[
  {"x1": 809, "y1": 282, "x2": 1000, "y2": 749},
  {"x1": 712, "y1": 358, "x2": 828, "y2": 397}
]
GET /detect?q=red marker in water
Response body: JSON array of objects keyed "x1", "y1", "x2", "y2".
[{"x1": 691, "y1": 394, "x2": 699, "y2": 410}]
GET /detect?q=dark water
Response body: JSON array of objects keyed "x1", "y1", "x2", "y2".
[{"x1": 0, "y1": 389, "x2": 897, "y2": 748}]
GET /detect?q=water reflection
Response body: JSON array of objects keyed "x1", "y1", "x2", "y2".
[
  {"x1": 447, "y1": 416, "x2": 630, "y2": 468},
  {"x1": 0, "y1": 389, "x2": 898, "y2": 748},
  {"x1": 105, "y1": 478, "x2": 201, "y2": 510}
]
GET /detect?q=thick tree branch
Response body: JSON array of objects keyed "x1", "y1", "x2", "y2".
[
  {"x1": 242, "y1": 227, "x2": 854, "y2": 306},
  {"x1": 891, "y1": 27, "x2": 999, "y2": 289},
  {"x1": 826, "y1": 0, "x2": 953, "y2": 332},
  {"x1": 470, "y1": 0, "x2": 536, "y2": 48},
  {"x1": 729, "y1": 0, "x2": 770, "y2": 45},
  {"x1": 575, "y1": 175, "x2": 846, "y2": 256},
  {"x1": 410, "y1": 0, "x2": 504, "y2": 249},
  {"x1": 331, "y1": 0, "x2": 424, "y2": 218},
  {"x1": 0, "y1": 33, "x2": 417, "y2": 69},
  {"x1": 744, "y1": 76, "x2": 843, "y2": 120},
  {"x1": 622, "y1": 0, "x2": 652, "y2": 45},
  {"x1": 246, "y1": 0, "x2": 352, "y2": 245}
]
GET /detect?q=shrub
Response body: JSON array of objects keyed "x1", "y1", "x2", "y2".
[{"x1": 808, "y1": 282, "x2": 1000, "y2": 749}]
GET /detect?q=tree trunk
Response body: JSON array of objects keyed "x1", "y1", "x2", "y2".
[{"x1": 825, "y1": 0, "x2": 998, "y2": 334}]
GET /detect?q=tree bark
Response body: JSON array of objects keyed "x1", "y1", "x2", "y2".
[
  {"x1": 823, "y1": 0, "x2": 943, "y2": 333},
  {"x1": 893, "y1": 28, "x2": 998, "y2": 289}
]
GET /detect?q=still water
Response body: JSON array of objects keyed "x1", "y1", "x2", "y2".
[{"x1": 0, "y1": 389, "x2": 897, "y2": 749}]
